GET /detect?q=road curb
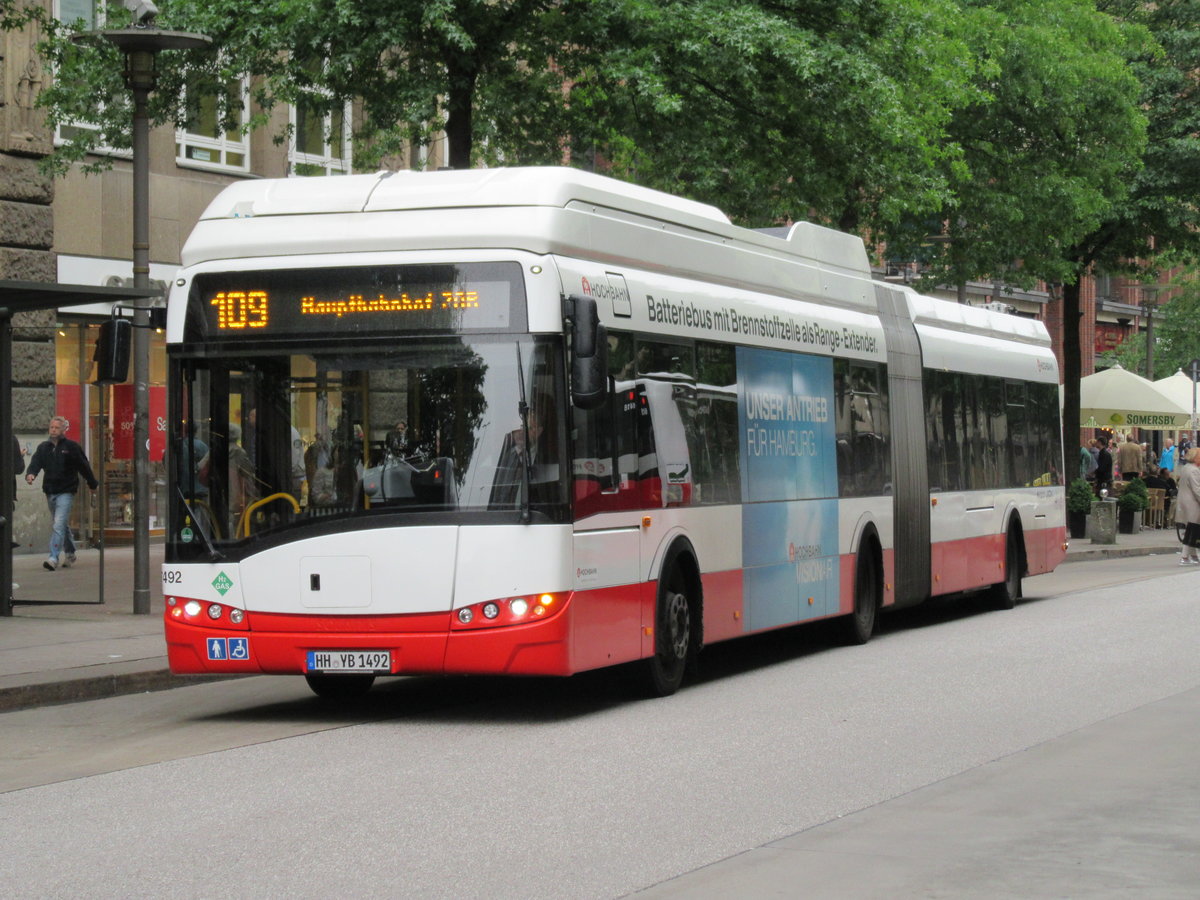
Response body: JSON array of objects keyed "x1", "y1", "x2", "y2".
[
  {"x1": 1062, "y1": 545, "x2": 1178, "y2": 563},
  {"x1": 0, "y1": 669, "x2": 243, "y2": 714}
]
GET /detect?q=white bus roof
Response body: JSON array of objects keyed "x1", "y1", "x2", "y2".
[
  {"x1": 184, "y1": 167, "x2": 874, "y2": 296},
  {"x1": 201, "y1": 167, "x2": 732, "y2": 228}
]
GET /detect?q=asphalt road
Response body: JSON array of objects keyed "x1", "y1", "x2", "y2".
[{"x1": 1, "y1": 553, "x2": 1197, "y2": 898}]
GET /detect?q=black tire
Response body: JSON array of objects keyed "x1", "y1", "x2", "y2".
[
  {"x1": 841, "y1": 544, "x2": 878, "y2": 645},
  {"x1": 305, "y1": 673, "x2": 376, "y2": 700},
  {"x1": 991, "y1": 529, "x2": 1022, "y2": 610},
  {"x1": 644, "y1": 565, "x2": 692, "y2": 697}
]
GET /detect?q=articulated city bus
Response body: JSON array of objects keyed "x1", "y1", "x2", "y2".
[{"x1": 161, "y1": 167, "x2": 1066, "y2": 698}]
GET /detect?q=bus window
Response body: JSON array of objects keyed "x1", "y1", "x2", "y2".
[
  {"x1": 573, "y1": 381, "x2": 656, "y2": 516},
  {"x1": 572, "y1": 332, "x2": 667, "y2": 516},
  {"x1": 836, "y1": 360, "x2": 891, "y2": 498},
  {"x1": 694, "y1": 342, "x2": 740, "y2": 504},
  {"x1": 925, "y1": 370, "x2": 967, "y2": 493},
  {"x1": 637, "y1": 339, "x2": 693, "y2": 506},
  {"x1": 1006, "y1": 380, "x2": 1028, "y2": 486}
]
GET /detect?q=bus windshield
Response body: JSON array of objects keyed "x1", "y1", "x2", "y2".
[{"x1": 168, "y1": 336, "x2": 567, "y2": 558}]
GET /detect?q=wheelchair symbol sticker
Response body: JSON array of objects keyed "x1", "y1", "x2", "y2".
[{"x1": 207, "y1": 637, "x2": 250, "y2": 661}]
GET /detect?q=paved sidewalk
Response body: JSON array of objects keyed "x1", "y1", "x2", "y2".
[
  {"x1": 0, "y1": 543, "x2": 230, "y2": 712},
  {"x1": 0, "y1": 528, "x2": 1185, "y2": 713}
]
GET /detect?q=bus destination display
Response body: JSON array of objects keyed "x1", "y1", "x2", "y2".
[{"x1": 191, "y1": 262, "x2": 523, "y2": 339}]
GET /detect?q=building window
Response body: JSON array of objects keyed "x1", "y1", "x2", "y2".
[
  {"x1": 287, "y1": 55, "x2": 351, "y2": 176},
  {"x1": 53, "y1": 1, "x2": 128, "y2": 155},
  {"x1": 289, "y1": 92, "x2": 351, "y2": 176},
  {"x1": 56, "y1": 0, "x2": 97, "y2": 29},
  {"x1": 176, "y1": 76, "x2": 250, "y2": 172}
]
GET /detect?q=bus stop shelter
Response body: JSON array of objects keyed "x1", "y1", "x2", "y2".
[{"x1": 0, "y1": 279, "x2": 160, "y2": 617}]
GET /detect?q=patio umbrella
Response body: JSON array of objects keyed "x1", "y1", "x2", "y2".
[
  {"x1": 1153, "y1": 370, "x2": 1199, "y2": 426},
  {"x1": 1077, "y1": 364, "x2": 1191, "y2": 431}
]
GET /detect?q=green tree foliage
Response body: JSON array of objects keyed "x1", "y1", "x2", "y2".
[
  {"x1": 885, "y1": 0, "x2": 1148, "y2": 292},
  {"x1": 11, "y1": 0, "x2": 986, "y2": 224},
  {"x1": 567, "y1": 0, "x2": 983, "y2": 229},
  {"x1": 1058, "y1": 0, "x2": 1200, "y2": 442},
  {"x1": 14, "y1": 0, "x2": 592, "y2": 174}
]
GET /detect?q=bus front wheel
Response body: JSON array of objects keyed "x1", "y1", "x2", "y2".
[
  {"x1": 644, "y1": 566, "x2": 692, "y2": 697},
  {"x1": 305, "y1": 673, "x2": 376, "y2": 700}
]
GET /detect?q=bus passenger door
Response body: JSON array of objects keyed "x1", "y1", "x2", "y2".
[{"x1": 570, "y1": 382, "x2": 653, "y2": 670}]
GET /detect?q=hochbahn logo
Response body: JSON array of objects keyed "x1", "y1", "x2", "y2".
[{"x1": 212, "y1": 572, "x2": 234, "y2": 596}]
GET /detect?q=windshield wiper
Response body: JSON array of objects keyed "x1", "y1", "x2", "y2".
[
  {"x1": 176, "y1": 487, "x2": 224, "y2": 561},
  {"x1": 515, "y1": 342, "x2": 533, "y2": 524}
]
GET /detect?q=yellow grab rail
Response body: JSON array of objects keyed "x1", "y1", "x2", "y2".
[{"x1": 237, "y1": 492, "x2": 301, "y2": 539}]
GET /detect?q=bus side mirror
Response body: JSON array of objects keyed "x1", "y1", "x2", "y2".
[
  {"x1": 93, "y1": 317, "x2": 131, "y2": 385},
  {"x1": 566, "y1": 295, "x2": 608, "y2": 410}
]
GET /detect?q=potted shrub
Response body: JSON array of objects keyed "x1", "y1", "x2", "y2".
[
  {"x1": 1066, "y1": 478, "x2": 1093, "y2": 538},
  {"x1": 1117, "y1": 477, "x2": 1149, "y2": 534}
]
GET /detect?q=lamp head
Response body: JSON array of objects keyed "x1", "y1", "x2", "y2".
[{"x1": 123, "y1": 0, "x2": 159, "y2": 25}]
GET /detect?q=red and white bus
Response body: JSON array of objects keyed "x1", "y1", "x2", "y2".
[{"x1": 162, "y1": 167, "x2": 1066, "y2": 698}]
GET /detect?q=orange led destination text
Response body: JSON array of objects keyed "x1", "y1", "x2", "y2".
[
  {"x1": 300, "y1": 291, "x2": 480, "y2": 318},
  {"x1": 211, "y1": 291, "x2": 269, "y2": 329}
]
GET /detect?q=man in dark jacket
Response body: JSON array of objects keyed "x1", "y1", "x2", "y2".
[{"x1": 24, "y1": 416, "x2": 98, "y2": 571}]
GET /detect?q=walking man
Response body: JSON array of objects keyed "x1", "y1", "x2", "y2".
[{"x1": 24, "y1": 416, "x2": 98, "y2": 571}]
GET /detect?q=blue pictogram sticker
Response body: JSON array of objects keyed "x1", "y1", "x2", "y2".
[
  {"x1": 228, "y1": 637, "x2": 250, "y2": 660},
  {"x1": 207, "y1": 638, "x2": 227, "y2": 660}
]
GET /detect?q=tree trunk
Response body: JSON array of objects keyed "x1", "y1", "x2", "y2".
[
  {"x1": 444, "y1": 62, "x2": 477, "y2": 171},
  {"x1": 1061, "y1": 280, "x2": 1082, "y2": 446}
]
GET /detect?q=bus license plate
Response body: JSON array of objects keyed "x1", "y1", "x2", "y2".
[{"x1": 306, "y1": 650, "x2": 392, "y2": 673}]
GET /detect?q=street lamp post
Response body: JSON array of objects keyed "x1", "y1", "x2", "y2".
[
  {"x1": 1141, "y1": 285, "x2": 1160, "y2": 381},
  {"x1": 75, "y1": 22, "x2": 210, "y2": 614}
]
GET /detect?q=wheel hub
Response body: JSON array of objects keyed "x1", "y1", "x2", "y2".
[{"x1": 664, "y1": 589, "x2": 690, "y2": 660}]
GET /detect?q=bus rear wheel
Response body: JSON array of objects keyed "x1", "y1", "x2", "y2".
[
  {"x1": 990, "y1": 530, "x2": 1022, "y2": 610},
  {"x1": 644, "y1": 567, "x2": 692, "y2": 697},
  {"x1": 841, "y1": 545, "x2": 878, "y2": 645},
  {"x1": 305, "y1": 673, "x2": 376, "y2": 700}
]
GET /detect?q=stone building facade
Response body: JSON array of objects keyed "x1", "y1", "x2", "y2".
[{"x1": 1, "y1": 6, "x2": 60, "y2": 548}]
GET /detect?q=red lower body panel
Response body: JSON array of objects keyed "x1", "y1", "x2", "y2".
[{"x1": 930, "y1": 526, "x2": 1066, "y2": 596}]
